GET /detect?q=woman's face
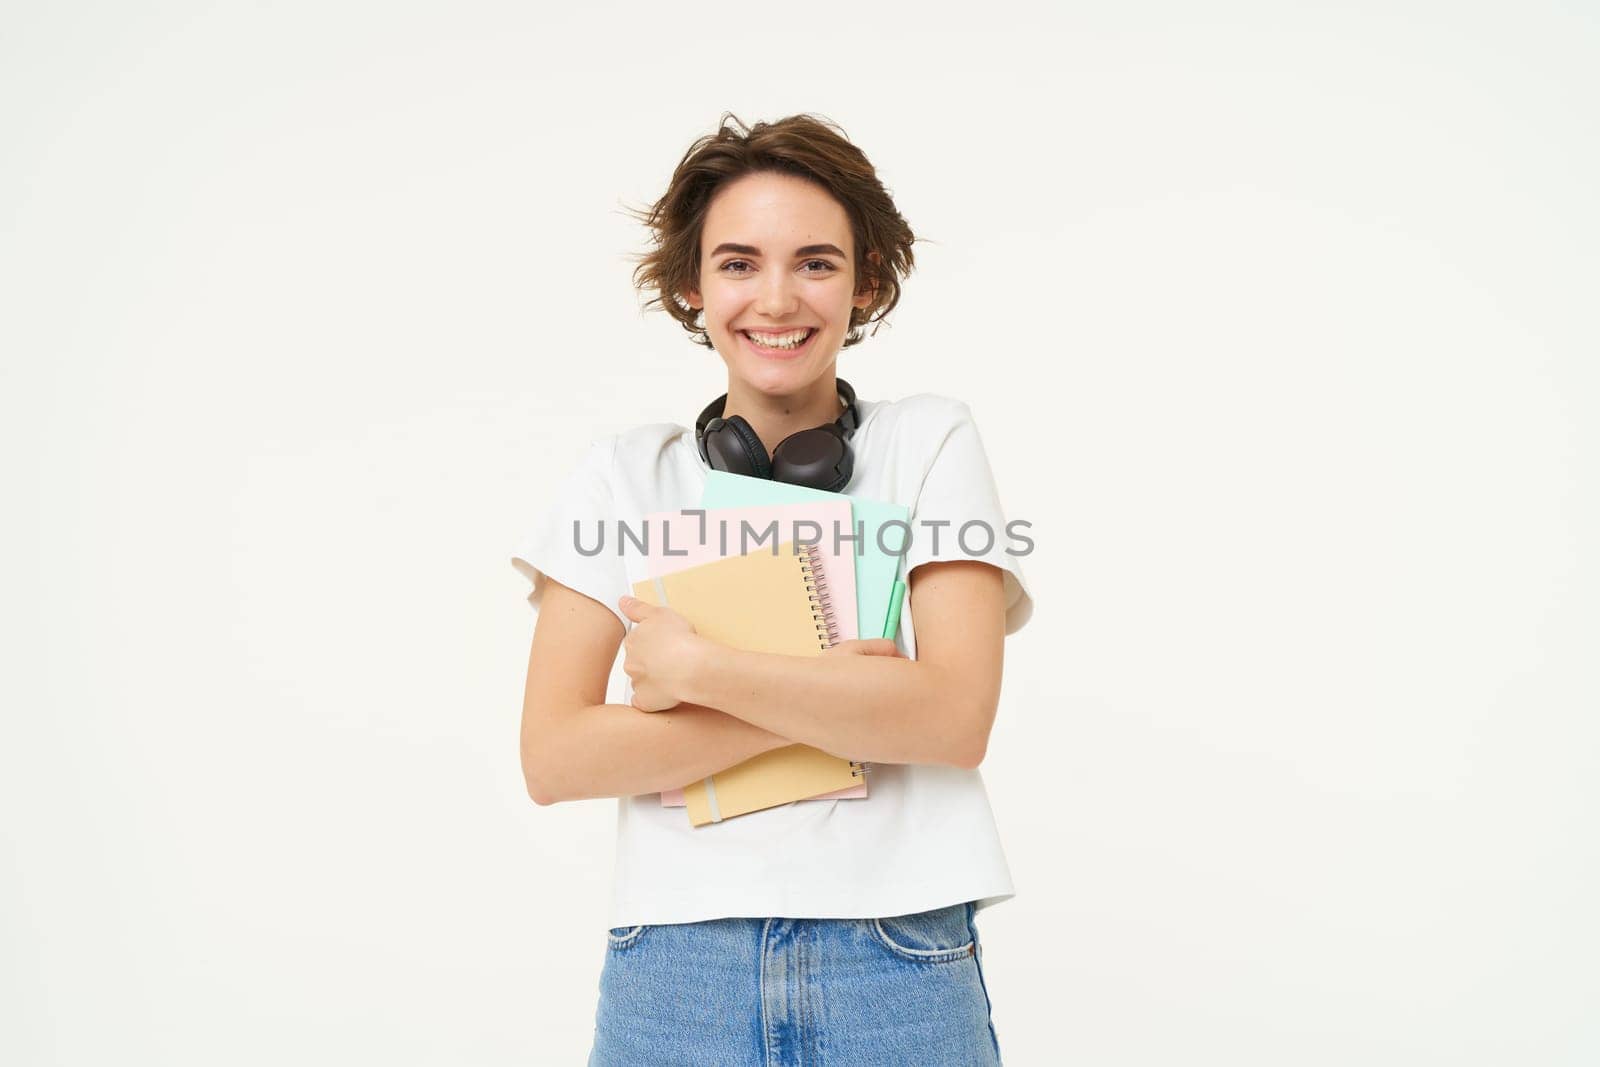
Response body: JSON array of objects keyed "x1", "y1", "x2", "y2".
[{"x1": 684, "y1": 171, "x2": 877, "y2": 400}]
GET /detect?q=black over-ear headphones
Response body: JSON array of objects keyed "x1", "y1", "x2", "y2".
[{"x1": 696, "y1": 378, "x2": 859, "y2": 493}]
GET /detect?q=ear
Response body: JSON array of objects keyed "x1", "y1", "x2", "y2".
[
  {"x1": 681, "y1": 285, "x2": 702, "y2": 311},
  {"x1": 853, "y1": 250, "x2": 884, "y2": 309}
]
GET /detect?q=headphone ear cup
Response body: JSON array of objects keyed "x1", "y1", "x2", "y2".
[
  {"x1": 818, "y1": 446, "x2": 853, "y2": 493},
  {"x1": 770, "y1": 424, "x2": 853, "y2": 492},
  {"x1": 707, "y1": 415, "x2": 772, "y2": 480}
]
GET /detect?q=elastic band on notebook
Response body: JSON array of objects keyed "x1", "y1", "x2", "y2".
[{"x1": 703, "y1": 776, "x2": 722, "y2": 823}]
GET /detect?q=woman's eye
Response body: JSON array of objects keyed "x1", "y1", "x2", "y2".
[
  {"x1": 802, "y1": 259, "x2": 835, "y2": 273},
  {"x1": 720, "y1": 260, "x2": 752, "y2": 274}
]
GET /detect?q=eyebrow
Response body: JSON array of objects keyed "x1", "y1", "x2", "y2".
[{"x1": 709, "y1": 242, "x2": 848, "y2": 259}]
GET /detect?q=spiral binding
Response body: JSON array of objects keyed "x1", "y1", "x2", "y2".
[
  {"x1": 797, "y1": 541, "x2": 840, "y2": 652},
  {"x1": 798, "y1": 541, "x2": 869, "y2": 781}
]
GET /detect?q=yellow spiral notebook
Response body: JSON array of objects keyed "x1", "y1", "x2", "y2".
[{"x1": 630, "y1": 541, "x2": 866, "y2": 826}]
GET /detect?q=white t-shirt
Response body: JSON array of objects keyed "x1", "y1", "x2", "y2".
[{"x1": 515, "y1": 390, "x2": 1034, "y2": 927}]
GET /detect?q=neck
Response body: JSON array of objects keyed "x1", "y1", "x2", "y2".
[{"x1": 722, "y1": 376, "x2": 843, "y2": 458}]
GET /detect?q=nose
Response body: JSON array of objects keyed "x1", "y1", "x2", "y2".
[{"x1": 752, "y1": 266, "x2": 800, "y2": 318}]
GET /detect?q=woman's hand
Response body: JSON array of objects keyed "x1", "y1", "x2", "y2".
[{"x1": 618, "y1": 595, "x2": 703, "y2": 712}]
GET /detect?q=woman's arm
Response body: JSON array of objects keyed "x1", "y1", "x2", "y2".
[
  {"x1": 620, "y1": 560, "x2": 1007, "y2": 769},
  {"x1": 520, "y1": 578, "x2": 793, "y2": 805}
]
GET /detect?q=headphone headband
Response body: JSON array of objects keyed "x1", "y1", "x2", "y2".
[{"x1": 695, "y1": 378, "x2": 858, "y2": 447}]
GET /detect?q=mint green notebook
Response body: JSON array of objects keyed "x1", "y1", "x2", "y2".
[{"x1": 701, "y1": 471, "x2": 910, "y2": 641}]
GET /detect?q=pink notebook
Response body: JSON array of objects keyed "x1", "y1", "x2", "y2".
[{"x1": 635, "y1": 502, "x2": 870, "y2": 806}]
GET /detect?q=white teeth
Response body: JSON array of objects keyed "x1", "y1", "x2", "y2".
[{"x1": 744, "y1": 329, "x2": 812, "y2": 350}]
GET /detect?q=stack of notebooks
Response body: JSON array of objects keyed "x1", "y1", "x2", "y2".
[{"x1": 629, "y1": 470, "x2": 910, "y2": 827}]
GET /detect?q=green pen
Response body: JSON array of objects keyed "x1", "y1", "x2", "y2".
[{"x1": 880, "y1": 578, "x2": 906, "y2": 640}]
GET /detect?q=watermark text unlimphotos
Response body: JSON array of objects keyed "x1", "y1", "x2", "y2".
[{"x1": 571, "y1": 510, "x2": 1034, "y2": 559}]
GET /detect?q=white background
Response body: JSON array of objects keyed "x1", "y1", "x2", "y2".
[{"x1": 4, "y1": 2, "x2": 1595, "y2": 1064}]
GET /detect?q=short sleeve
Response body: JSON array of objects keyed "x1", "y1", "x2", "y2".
[
  {"x1": 901, "y1": 402, "x2": 1034, "y2": 635},
  {"x1": 511, "y1": 436, "x2": 630, "y2": 631}
]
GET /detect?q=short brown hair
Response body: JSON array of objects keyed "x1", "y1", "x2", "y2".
[{"x1": 627, "y1": 113, "x2": 917, "y2": 349}]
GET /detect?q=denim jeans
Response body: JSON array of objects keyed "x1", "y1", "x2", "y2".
[{"x1": 587, "y1": 900, "x2": 1002, "y2": 1066}]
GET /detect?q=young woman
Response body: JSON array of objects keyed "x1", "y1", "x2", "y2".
[{"x1": 517, "y1": 114, "x2": 1033, "y2": 1066}]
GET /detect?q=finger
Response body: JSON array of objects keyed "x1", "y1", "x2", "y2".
[
  {"x1": 630, "y1": 688, "x2": 675, "y2": 713},
  {"x1": 618, "y1": 595, "x2": 655, "y2": 623}
]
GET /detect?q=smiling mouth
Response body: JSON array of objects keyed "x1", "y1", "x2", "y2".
[{"x1": 740, "y1": 328, "x2": 818, "y2": 353}]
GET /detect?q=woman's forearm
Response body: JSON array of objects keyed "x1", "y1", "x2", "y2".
[
  {"x1": 678, "y1": 646, "x2": 986, "y2": 768},
  {"x1": 522, "y1": 700, "x2": 791, "y2": 805}
]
